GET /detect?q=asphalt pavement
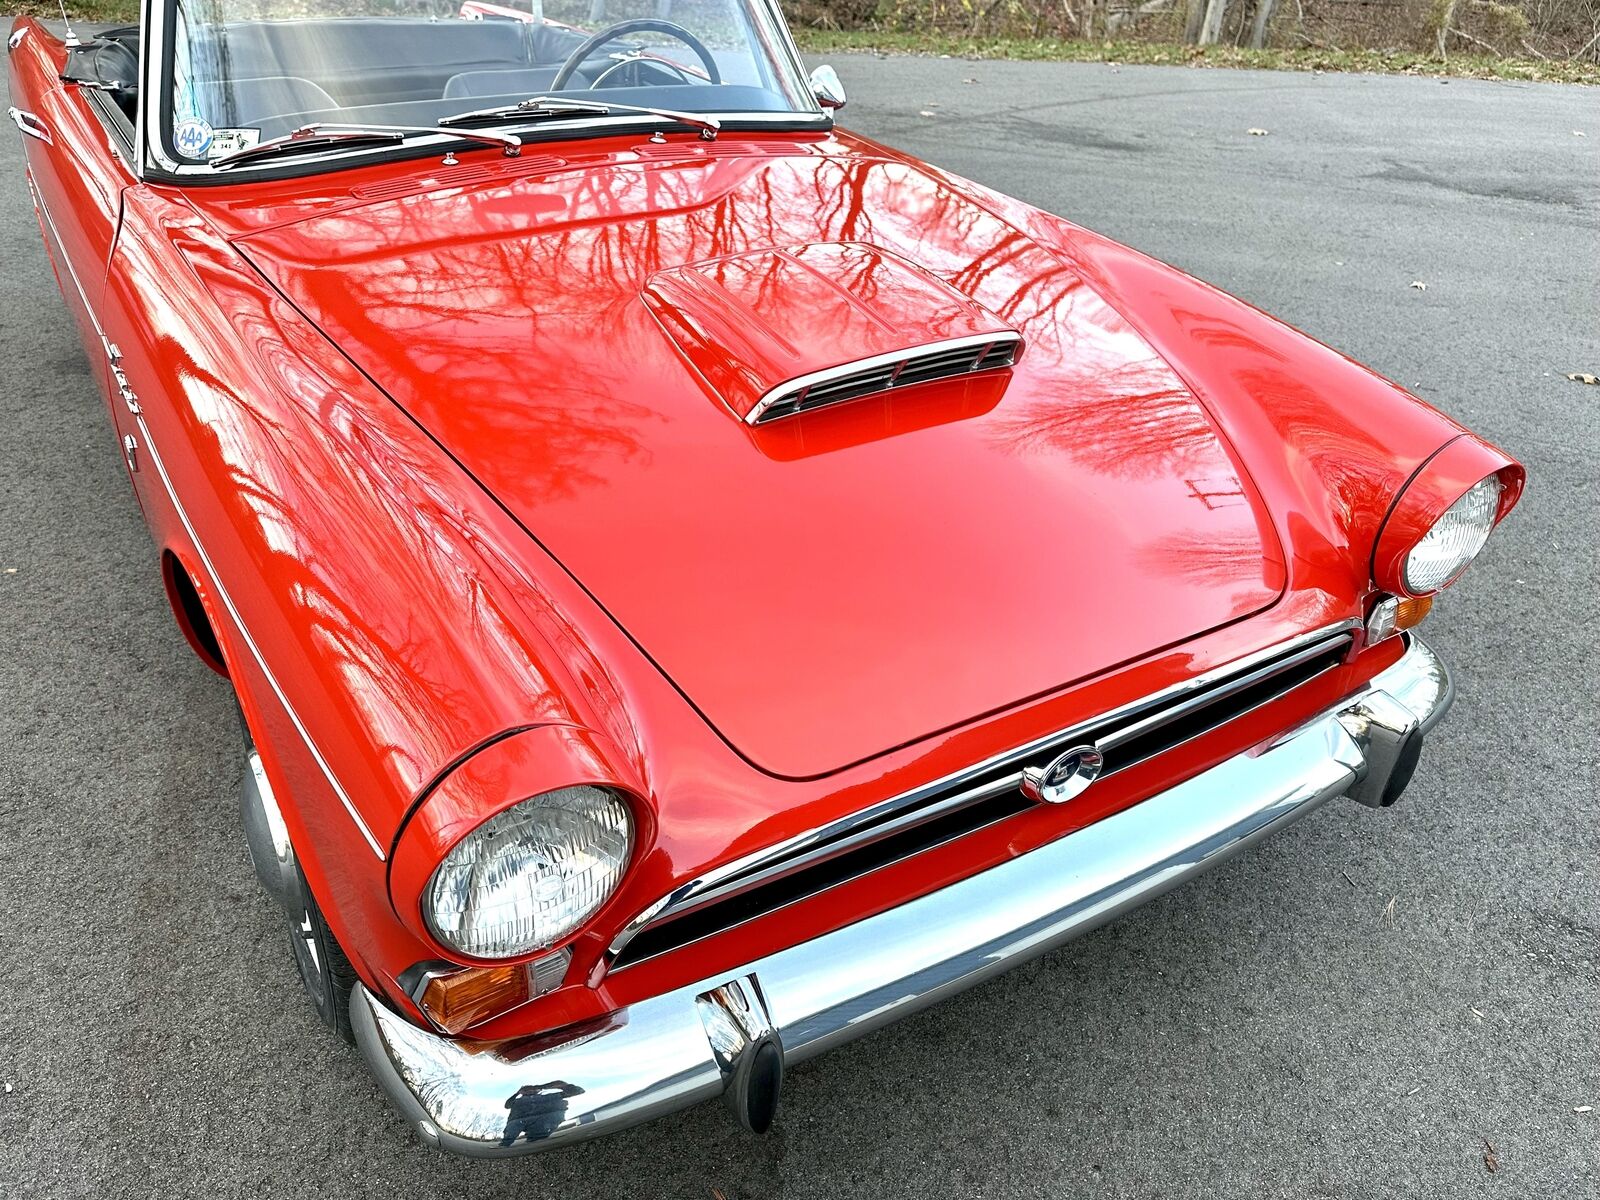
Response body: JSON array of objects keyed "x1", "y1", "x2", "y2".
[{"x1": 2, "y1": 45, "x2": 1597, "y2": 1199}]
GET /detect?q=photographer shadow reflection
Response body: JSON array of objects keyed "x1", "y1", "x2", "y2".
[{"x1": 500, "y1": 1080, "x2": 585, "y2": 1148}]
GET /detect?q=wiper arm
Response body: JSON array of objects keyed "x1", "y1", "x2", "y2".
[
  {"x1": 212, "y1": 122, "x2": 522, "y2": 170},
  {"x1": 211, "y1": 125, "x2": 400, "y2": 168},
  {"x1": 439, "y1": 95, "x2": 720, "y2": 141}
]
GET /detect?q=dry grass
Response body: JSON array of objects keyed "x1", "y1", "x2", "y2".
[
  {"x1": 794, "y1": 29, "x2": 1600, "y2": 83},
  {"x1": 10, "y1": 0, "x2": 142, "y2": 21}
]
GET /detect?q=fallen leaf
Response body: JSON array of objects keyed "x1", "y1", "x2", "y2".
[
  {"x1": 1575, "y1": 131, "x2": 1587, "y2": 137},
  {"x1": 1383, "y1": 896, "x2": 1397, "y2": 927},
  {"x1": 1248, "y1": 127, "x2": 1269, "y2": 136},
  {"x1": 1567, "y1": 372, "x2": 1598, "y2": 385},
  {"x1": 1410, "y1": 281, "x2": 1428, "y2": 290},
  {"x1": 1482, "y1": 1137, "x2": 1499, "y2": 1174},
  {"x1": 1576, "y1": 1105, "x2": 1594, "y2": 1113},
  {"x1": 2, "y1": 1082, "x2": 11, "y2": 1094}
]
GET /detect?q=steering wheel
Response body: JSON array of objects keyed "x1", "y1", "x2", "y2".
[{"x1": 550, "y1": 19, "x2": 721, "y2": 92}]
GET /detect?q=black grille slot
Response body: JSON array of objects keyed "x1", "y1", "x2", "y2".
[
  {"x1": 610, "y1": 627, "x2": 1353, "y2": 969},
  {"x1": 753, "y1": 333, "x2": 1022, "y2": 424},
  {"x1": 894, "y1": 346, "x2": 984, "y2": 385},
  {"x1": 975, "y1": 341, "x2": 1019, "y2": 369},
  {"x1": 800, "y1": 368, "x2": 897, "y2": 405},
  {"x1": 616, "y1": 789, "x2": 1039, "y2": 968}
]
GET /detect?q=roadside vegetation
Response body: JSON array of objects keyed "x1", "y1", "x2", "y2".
[
  {"x1": 9, "y1": 0, "x2": 1597, "y2": 82},
  {"x1": 794, "y1": 28, "x2": 1600, "y2": 81},
  {"x1": 13, "y1": 0, "x2": 141, "y2": 21},
  {"x1": 789, "y1": 0, "x2": 1600, "y2": 75}
]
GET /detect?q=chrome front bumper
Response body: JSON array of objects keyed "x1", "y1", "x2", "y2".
[{"x1": 351, "y1": 635, "x2": 1451, "y2": 1156}]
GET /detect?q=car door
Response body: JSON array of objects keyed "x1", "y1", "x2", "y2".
[{"x1": 8, "y1": 21, "x2": 140, "y2": 485}]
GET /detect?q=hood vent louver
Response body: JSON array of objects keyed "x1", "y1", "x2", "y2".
[
  {"x1": 643, "y1": 242, "x2": 1023, "y2": 426},
  {"x1": 749, "y1": 332, "x2": 1023, "y2": 424}
]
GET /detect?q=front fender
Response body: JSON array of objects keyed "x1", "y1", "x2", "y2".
[{"x1": 1021, "y1": 219, "x2": 1490, "y2": 598}]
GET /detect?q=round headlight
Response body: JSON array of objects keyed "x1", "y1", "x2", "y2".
[
  {"x1": 425, "y1": 785, "x2": 633, "y2": 959},
  {"x1": 1403, "y1": 474, "x2": 1502, "y2": 594}
]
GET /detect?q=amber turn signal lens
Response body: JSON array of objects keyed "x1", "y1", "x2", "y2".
[
  {"x1": 421, "y1": 964, "x2": 530, "y2": 1035},
  {"x1": 1394, "y1": 594, "x2": 1433, "y2": 630},
  {"x1": 1366, "y1": 592, "x2": 1434, "y2": 647}
]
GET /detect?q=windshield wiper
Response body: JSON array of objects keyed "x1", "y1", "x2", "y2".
[
  {"x1": 212, "y1": 122, "x2": 522, "y2": 170},
  {"x1": 439, "y1": 96, "x2": 720, "y2": 141}
]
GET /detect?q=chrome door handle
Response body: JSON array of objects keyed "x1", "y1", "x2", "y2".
[{"x1": 7, "y1": 107, "x2": 52, "y2": 145}]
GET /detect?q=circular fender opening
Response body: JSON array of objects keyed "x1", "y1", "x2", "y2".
[{"x1": 162, "y1": 552, "x2": 228, "y2": 677}]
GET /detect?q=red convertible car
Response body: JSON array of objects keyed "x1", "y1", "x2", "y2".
[{"x1": 10, "y1": 0, "x2": 1523, "y2": 1154}]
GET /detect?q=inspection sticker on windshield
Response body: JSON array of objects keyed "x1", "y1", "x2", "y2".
[
  {"x1": 174, "y1": 118, "x2": 214, "y2": 158},
  {"x1": 207, "y1": 128, "x2": 261, "y2": 159}
]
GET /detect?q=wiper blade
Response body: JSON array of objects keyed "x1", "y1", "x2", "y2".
[
  {"x1": 439, "y1": 95, "x2": 720, "y2": 141},
  {"x1": 212, "y1": 122, "x2": 522, "y2": 169},
  {"x1": 440, "y1": 96, "x2": 612, "y2": 124},
  {"x1": 211, "y1": 124, "x2": 402, "y2": 168}
]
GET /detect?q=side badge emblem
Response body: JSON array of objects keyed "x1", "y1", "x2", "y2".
[{"x1": 1020, "y1": 745, "x2": 1104, "y2": 805}]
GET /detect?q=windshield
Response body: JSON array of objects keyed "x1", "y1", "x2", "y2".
[{"x1": 160, "y1": 0, "x2": 816, "y2": 168}]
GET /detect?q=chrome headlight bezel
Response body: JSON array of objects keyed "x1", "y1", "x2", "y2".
[{"x1": 423, "y1": 785, "x2": 634, "y2": 961}]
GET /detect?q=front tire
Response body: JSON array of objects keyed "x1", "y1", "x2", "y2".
[
  {"x1": 287, "y1": 863, "x2": 359, "y2": 1044},
  {"x1": 238, "y1": 706, "x2": 358, "y2": 1044}
]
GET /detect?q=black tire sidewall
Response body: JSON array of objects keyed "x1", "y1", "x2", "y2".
[{"x1": 288, "y1": 863, "x2": 358, "y2": 1043}]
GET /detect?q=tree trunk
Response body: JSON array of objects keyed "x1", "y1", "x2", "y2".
[
  {"x1": 1435, "y1": 0, "x2": 1458, "y2": 56},
  {"x1": 1184, "y1": 0, "x2": 1207, "y2": 42},
  {"x1": 1110, "y1": 0, "x2": 1178, "y2": 35},
  {"x1": 1249, "y1": 0, "x2": 1276, "y2": 47},
  {"x1": 1198, "y1": 0, "x2": 1228, "y2": 44}
]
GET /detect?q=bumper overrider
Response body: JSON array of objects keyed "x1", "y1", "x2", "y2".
[{"x1": 351, "y1": 635, "x2": 1451, "y2": 1155}]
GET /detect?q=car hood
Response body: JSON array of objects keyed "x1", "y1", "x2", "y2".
[{"x1": 237, "y1": 142, "x2": 1286, "y2": 778}]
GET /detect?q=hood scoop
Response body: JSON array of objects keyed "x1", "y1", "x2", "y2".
[{"x1": 643, "y1": 242, "x2": 1022, "y2": 424}]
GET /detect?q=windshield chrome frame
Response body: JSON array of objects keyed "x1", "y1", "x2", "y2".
[{"x1": 137, "y1": 0, "x2": 829, "y2": 183}]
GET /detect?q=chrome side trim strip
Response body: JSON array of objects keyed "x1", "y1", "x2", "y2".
[
  {"x1": 33, "y1": 191, "x2": 387, "y2": 860},
  {"x1": 744, "y1": 331, "x2": 1022, "y2": 425},
  {"x1": 607, "y1": 619, "x2": 1357, "y2": 962},
  {"x1": 349, "y1": 635, "x2": 1453, "y2": 1157}
]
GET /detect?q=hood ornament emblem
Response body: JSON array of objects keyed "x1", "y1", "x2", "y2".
[{"x1": 1020, "y1": 745, "x2": 1104, "y2": 805}]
